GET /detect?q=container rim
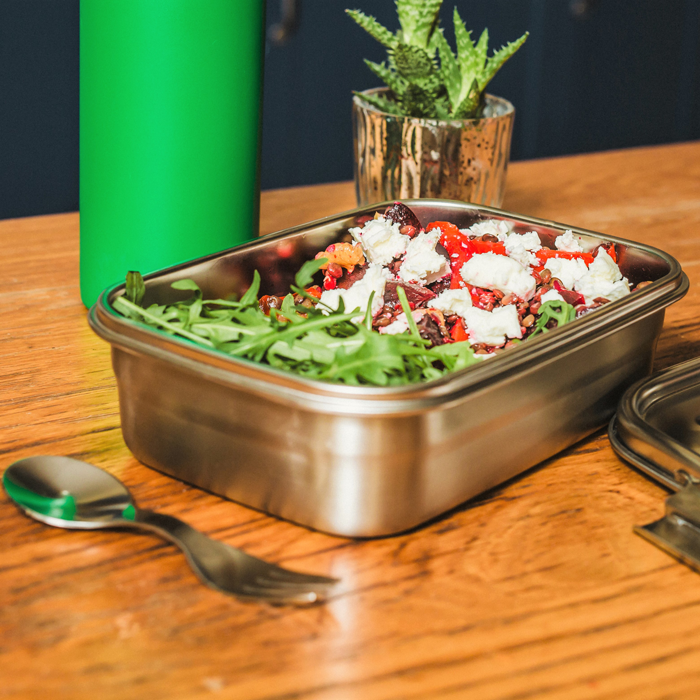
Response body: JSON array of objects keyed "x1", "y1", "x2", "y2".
[
  {"x1": 611, "y1": 356, "x2": 700, "y2": 490},
  {"x1": 353, "y1": 88, "x2": 514, "y2": 125}
]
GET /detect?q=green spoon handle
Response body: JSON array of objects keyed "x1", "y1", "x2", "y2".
[{"x1": 3, "y1": 472, "x2": 77, "y2": 520}]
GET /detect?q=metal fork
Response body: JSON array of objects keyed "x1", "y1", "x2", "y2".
[
  {"x1": 130, "y1": 509, "x2": 339, "y2": 604},
  {"x1": 3, "y1": 456, "x2": 339, "y2": 605}
]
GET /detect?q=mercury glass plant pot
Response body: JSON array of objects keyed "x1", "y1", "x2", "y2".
[{"x1": 353, "y1": 88, "x2": 515, "y2": 207}]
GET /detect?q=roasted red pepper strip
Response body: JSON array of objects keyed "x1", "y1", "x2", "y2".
[
  {"x1": 449, "y1": 319, "x2": 469, "y2": 342},
  {"x1": 427, "y1": 221, "x2": 507, "y2": 291},
  {"x1": 427, "y1": 221, "x2": 473, "y2": 289},
  {"x1": 535, "y1": 249, "x2": 594, "y2": 266},
  {"x1": 470, "y1": 239, "x2": 507, "y2": 255}
]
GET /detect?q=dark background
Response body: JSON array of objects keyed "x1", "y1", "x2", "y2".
[{"x1": 1, "y1": 0, "x2": 699, "y2": 220}]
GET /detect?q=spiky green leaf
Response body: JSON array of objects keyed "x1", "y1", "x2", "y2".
[
  {"x1": 433, "y1": 28, "x2": 460, "y2": 109},
  {"x1": 479, "y1": 32, "x2": 529, "y2": 90},
  {"x1": 346, "y1": 9, "x2": 399, "y2": 49},
  {"x1": 453, "y1": 79, "x2": 484, "y2": 119},
  {"x1": 396, "y1": 0, "x2": 442, "y2": 49},
  {"x1": 364, "y1": 60, "x2": 405, "y2": 96},
  {"x1": 354, "y1": 90, "x2": 404, "y2": 116},
  {"x1": 474, "y1": 28, "x2": 490, "y2": 75},
  {"x1": 392, "y1": 43, "x2": 439, "y2": 87},
  {"x1": 400, "y1": 82, "x2": 439, "y2": 118},
  {"x1": 349, "y1": 3, "x2": 528, "y2": 120},
  {"x1": 433, "y1": 97, "x2": 453, "y2": 120},
  {"x1": 452, "y1": 8, "x2": 484, "y2": 107}
]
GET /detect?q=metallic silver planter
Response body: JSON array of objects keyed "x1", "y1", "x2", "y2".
[
  {"x1": 353, "y1": 90, "x2": 515, "y2": 207},
  {"x1": 89, "y1": 201, "x2": 687, "y2": 538}
]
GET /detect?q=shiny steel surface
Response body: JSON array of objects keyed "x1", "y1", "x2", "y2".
[
  {"x1": 611, "y1": 356, "x2": 700, "y2": 489},
  {"x1": 89, "y1": 200, "x2": 688, "y2": 537},
  {"x1": 634, "y1": 483, "x2": 700, "y2": 574},
  {"x1": 3, "y1": 456, "x2": 337, "y2": 604},
  {"x1": 353, "y1": 92, "x2": 514, "y2": 207},
  {"x1": 610, "y1": 356, "x2": 700, "y2": 575}
]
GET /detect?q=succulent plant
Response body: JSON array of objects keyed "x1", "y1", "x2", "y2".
[{"x1": 347, "y1": 0, "x2": 528, "y2": 120}]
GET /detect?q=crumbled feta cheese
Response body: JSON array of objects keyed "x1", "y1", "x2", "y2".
[
  {"x1": 502, "y1": 231, "x2": 542, "y2": 268},
  {"x1": 543, "y1": 257, "x2": 589, "y2": 290},
  {"x1": 379, "y1": 310, "x2": 425, "y2": 335},
  {"x1": 463, "y1": 219, "x2": 512, "y2": 238},
  {"x1": 574, "y1": 248, "x2": 630, "y2": 304},
  {"x1": 427, "y1": 288, "x2": 473, "y2": 318},
  {"x1": 540, "y1": 289, "x2": 565, "y2": 304},
  {"x1": 380, "y1": 313, "x2": 410, "y2": 335},
  {"x1": 555, "y1": 230, "x2": 583, "y2": 252},
  {"x1": 320, "y1": 263, "x2": 390, "y2": 321},
  {"x1": 507, "y1": 231, "x2": 542, "y2": 251},
  {"x1": 398, "y1": 229, "x2": 450, "y2": 284},
  {"x1": 463, "y1": 305, "x2": 523, "y2": 346},
  {"x1": 349, "y1": 216, "x2": 408, "y2": 266},
  {"x1": 461, "y1": 252, "x2": 537, "y2": 300}
]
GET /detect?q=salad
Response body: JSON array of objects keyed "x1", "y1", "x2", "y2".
[{"x1": 114, "y1": 203, "x2": 648, "y2": 386}]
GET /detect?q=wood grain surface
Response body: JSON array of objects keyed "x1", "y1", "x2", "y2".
[{"x1": 2, "y1": 142, "x2": 700, "y2": 699}]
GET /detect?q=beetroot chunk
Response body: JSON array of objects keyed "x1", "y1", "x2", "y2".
[
  {"x1": 383, "y1": 202, "x2": 422, "y2": 231},
  {"x1": 336, "y1": 265, "x2": 368, "y2": 290},
  {"x1": 384, "y1": 281, "x2": 436, "y2": 307}
]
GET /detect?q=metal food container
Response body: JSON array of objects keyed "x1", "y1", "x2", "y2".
[
  {"x1": 610, "y1": 358, "x2": 700, "y2": 490},
  {"x1": 610, "y1": 359, "x2": 700, "y2": 571},
  {"x1": 89, "y1": 200, "x2": 688, "y2": 537}
]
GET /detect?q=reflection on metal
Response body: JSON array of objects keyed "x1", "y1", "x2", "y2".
[
  {"x1": 268, "y1": 0, "x2": 300, "y2": 45},
  {"x1": 611, "y1": 356, "x2": 700, "y2": 491},
  {"x1": 609, "y1": 353, "x2": 700, "y2": 574},
  {"x1": 636, "y1": 483, "x2": 700, "y2": 573},
  {"x1": 353, "y1": 91, "x2": 515, "y2": 208}
]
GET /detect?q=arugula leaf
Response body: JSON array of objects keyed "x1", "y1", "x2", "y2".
[
  {"x1": 171, "y1": 279, "x2": 200, "y2": 292},
  {"x1": 396, "y1": 285, "x2": 421, "y2": 338},
  {"x1": 114, "y1": 269, "x2": 489, "y2": 386},
  {"x1": 294, "y1": 257, "x2": 325, "y2": 290},
  {"x1": 531, "y1": 299, "x2": 576, "y2": 337},
  {"x1": 239, "y1": 270, "x2": 261, "y2": 306},
  {"x1": 125, "y1": 271, "x2": 146, "y2": 306}
]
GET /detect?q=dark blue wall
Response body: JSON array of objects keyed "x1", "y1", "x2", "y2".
[{"x1": 1, "y1": 1, "x2": 699, "y2": 219}]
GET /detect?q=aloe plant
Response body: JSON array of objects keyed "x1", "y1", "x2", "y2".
[{"x1": 347, "y1": 1, "x2": 528, "y2": 120}]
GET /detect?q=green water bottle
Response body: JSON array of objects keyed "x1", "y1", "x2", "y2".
[{"x1": 80, "y1": 0, "x2": 266, "y2": 307}]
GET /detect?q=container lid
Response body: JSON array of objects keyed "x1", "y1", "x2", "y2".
[
  {"x1": 610, "y1": 357, "x2": 700, "y2": 571},
  {"x1": 610, "y1": 356, "x2": 700, "y2": 489}
]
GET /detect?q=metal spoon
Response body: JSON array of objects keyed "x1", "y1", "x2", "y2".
[{"x1": 3, "y1": 456, "x2": 338, "y2": 605}]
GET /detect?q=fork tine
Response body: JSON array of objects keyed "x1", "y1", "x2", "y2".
[
  {"x1": 250, "y1": 573, "x2": 338, "y2": 595},
  {"x1": 132, "y1": 509, "x2": 339, "y2": 605},
  {"x1": 257, "y1": 567, "x2": 339, "y2": 586},
  {"x1": 237, "y1": 583, "x2": 328, "y2": 605}
]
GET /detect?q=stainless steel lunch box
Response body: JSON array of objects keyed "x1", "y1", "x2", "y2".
[
  {"x1": 610, "y1": 359, "x2": 700, "y2": 572},
  {"x1": 89, "y1": 200, "x2": 688, "y2": 537}
]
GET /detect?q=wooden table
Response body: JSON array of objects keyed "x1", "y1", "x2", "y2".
[{"x1": 3, "y1": 142, "x2": 700, "y2": 699}]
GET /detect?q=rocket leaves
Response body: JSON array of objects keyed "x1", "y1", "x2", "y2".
[
  {"x1": 530, "y1": 299, "x2": 576, "y2": 337},
  {"x1": 112, "y1": 270, "x2": 481, "y2": 386}
]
